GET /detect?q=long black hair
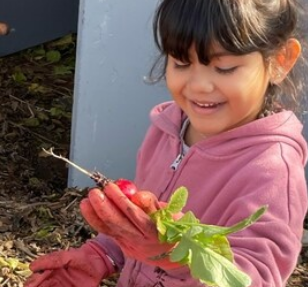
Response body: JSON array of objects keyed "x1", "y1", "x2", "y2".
[{"x1": 149, "y1": 0, "x2": 306, "y2": 113}]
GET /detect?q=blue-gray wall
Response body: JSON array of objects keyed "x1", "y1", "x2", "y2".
[
  {"x1": 68, "y1": 0, "x2": 169, "y2": 187},
  {"x1": 0, "y1": 0, "x2": 79, "y2": 57}
]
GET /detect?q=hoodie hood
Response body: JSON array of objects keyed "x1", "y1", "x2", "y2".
[{"x1": 150, "y1": 101, "x2": 308, "y2": 165}]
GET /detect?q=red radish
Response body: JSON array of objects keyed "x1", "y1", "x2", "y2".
[
  {"x1": 130, "y1": 191, "x2": 160, "y2": 214},
  {"x1": 89, "y1": 172, "x2": 138, "y2": 200},
  {"x1": 114, "y1": 178, "x2": 137, "y2": 199}
]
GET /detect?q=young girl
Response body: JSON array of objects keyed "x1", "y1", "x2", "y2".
[{"x1": 25, "y1": 0, "x2": 308, "y2": 286}]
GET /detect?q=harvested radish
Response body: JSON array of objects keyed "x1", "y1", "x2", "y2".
[
  {"x1": 130, "y1": 191, "x2": 161, "y2": 214},
  {"x1": 114, "y1": 178, "x2": 137, "y2": 199}
]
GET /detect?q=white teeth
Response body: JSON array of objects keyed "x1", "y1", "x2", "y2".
[{"x1": 195, "y1": 102, "x2": 218, "y2": 108}]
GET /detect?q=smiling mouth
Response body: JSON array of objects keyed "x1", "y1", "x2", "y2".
[{"x1": 194, "y1": 101, "x2": 224, "y2": 108}]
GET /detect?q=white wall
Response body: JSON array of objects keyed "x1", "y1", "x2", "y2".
[{"x1": 69, "y1": 0, "x2": 169, "y2": 187}]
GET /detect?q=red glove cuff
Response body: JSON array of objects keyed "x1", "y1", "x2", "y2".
[{"x1": 85, "y1": 240, "x2": 116, "y2": 276}]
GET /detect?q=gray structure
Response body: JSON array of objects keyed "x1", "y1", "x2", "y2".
[
  {"x1": 0, "y1": 0, "x2": 79, "y2": 57},
  {"x1": 69, "y1": 0, "x2": 169, "y2": 187}
]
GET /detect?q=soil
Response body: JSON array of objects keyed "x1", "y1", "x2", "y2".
[{"x1": 0, "y1": 35, "x2": 307, "y2": 287}]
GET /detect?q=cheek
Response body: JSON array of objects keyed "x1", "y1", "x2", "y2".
[
  {"x1": 166, "y1": 73, "x2": 181, "y2": 95},
  {"x1": 243, "y1": 66, "x2": 270, "y2": 94},
  {"x1": 221, "y1": 72, "x2": 265, "y2": 101}
]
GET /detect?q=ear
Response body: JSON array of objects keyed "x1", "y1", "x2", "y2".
[{"x1": 270, "y1": 38, "x2": 301, "y2": 84}]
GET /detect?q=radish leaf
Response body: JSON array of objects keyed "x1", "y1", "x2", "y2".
[
  {"x1": 150, "y1": 186, "x2": 267, "y2": 287},
  {"x1": 166, "y1": 186, "x2": 188, "y2": 213}
]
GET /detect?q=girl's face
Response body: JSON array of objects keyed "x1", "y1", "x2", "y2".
[{"x1": 166, "y1": 44, "x2": 271, "y2": 145}]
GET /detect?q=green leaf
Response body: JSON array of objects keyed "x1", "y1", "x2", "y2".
[
  {"x1": 33, "y1": 47, "x2": 46, "y2": 57},
  {"x1": 22, "y1": 118, "x2": 40, "y2": 127},
  {"x1": 37, "y1": 111, "x2": 50, "y2": 121},
  {"x1": 170, "y1": 205, "x2": 268, "y2": 237},
  {"x1": 171, "y1": 235, "x2": 251, "y2": 287},
  {"x1": 156, "y1": 216, "x2": 167, "y2": 235},
  {"x1": 201, "y1": 205, "x2": 268, "y2": 237},
  {"x1": 50, "y1": 34, "x2": 75, "y2": 48},
  {"x1": 12, "y1": 71, "x2": 27, "y2": 83},
  {"x1": 166, "y1": 186, "x2": 188, "y2": 213},
  {"x1": 220, "y1": 205, "x2": 268, "y2": 236},
  {"x1": 196, "y1": 235, "x2": 234, "y2": 262},
  {"x1": 165, "y1": 224, "x2": 183, "y2": 243},
  {"x1": 28, "y1": 83, "x2": 50, "y2": 94},
  {"x1": 53, "y1": 65, "x2": 73, "y2": 75},
  {"x1": 177, "y1": 211, "x2": 199, "y2": 224},
  {"x1": 46, "y1": 50, "x2": 61, "y2": 63},
  {"x1": 35, "y1": 225, "x2": 56, "y2": 239},
  {"x1": 151, "y1": 187, "x2": 267, "y2": 287},
  {"x1": 50, "y1": 107, "x2": 65, "y2": 118},
  {"x1": 192, "y1": 247, "x2": 251, "y2": 287},
  {"x1": 6, "y1": 258, "x2": 20, "y2": 270},
  {"x1": 170, "y1": 236, "x2": 191, "y2": 262}
]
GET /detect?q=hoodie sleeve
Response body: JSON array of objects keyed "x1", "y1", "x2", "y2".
[
  {"x1": 217, "y1": 142, "x2": 307, "y2": 287},
  {"x1": 94, "y1": 233, "x2": 125, "y2": 271}
]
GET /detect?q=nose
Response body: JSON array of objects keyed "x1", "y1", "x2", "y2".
[{"x1": 186, "y1": 66, "x2": 214, "y2": 94}]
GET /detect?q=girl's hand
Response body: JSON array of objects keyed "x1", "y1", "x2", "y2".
[
  {"x1": 24, "y1": 241, "x2": 114, "y2": 287},
  {"x1": 80, "y1": 183, "x2": 181, "y2": 270}
]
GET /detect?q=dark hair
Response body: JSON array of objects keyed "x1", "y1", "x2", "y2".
[{"x1": 149, "y1": 0, "x2": 307, "y2": 114}]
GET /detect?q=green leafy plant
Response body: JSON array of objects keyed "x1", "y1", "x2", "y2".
[{"x1": 151, "y1": 187, "x2": 267, "y2": 287}]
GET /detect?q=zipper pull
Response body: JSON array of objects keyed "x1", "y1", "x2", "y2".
[{"x1": 170, "y1": 153, "x2": 184, "y2": 170}]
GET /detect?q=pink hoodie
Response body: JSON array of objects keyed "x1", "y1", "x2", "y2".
[{"x1": 96, "y1": 101, "x2": 308, "y2": 287}]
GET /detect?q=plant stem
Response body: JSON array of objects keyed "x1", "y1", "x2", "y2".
[
  {"x1": 42, "y1": 148, "x2": 93, "y2": 177},
  {"x1": 42, "y1": 147, "x2": 110, "y2": 187}
]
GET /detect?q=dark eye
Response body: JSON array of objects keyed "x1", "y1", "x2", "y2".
[{"x1": 215, "y1": 66, "x2": 237, "y2": 75}]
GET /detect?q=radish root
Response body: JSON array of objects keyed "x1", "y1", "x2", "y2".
[{"x1": 42, "y1": 147, "x2": 110, "y2": 187}]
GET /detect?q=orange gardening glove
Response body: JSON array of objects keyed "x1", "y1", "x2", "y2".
[
  {"x1": 24, "y1": 240, "x2": 115, "y2": 287},
  {"x1": 80, "y1": 183, "x2": 181, "y2": 271}
]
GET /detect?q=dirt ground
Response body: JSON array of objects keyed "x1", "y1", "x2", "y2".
[{"x1": 0, "y1": 35, "x2": 307, "y2": 287}]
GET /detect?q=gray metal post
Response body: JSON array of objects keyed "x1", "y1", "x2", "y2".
[{"x1": 69, "y1": 0, "x2": 168, "y2": 187}]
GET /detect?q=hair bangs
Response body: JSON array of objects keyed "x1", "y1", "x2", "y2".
[
  {"x1": 154, "y1": 0, "x2": 214, "y2": 64},
  {"x1": 154, "y1": 0, "x2": 260, "y2": 64}
]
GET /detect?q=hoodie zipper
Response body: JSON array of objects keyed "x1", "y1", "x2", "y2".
[
  {"x1": 170, "y1": 135, "x2": 186, "y2": 171},
  {"x1": 170, "y1": 117, "x2": 190, "y2": 171},
  {"x1": 170, "y1": 152, "x2": 184, "y2": 170}
]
